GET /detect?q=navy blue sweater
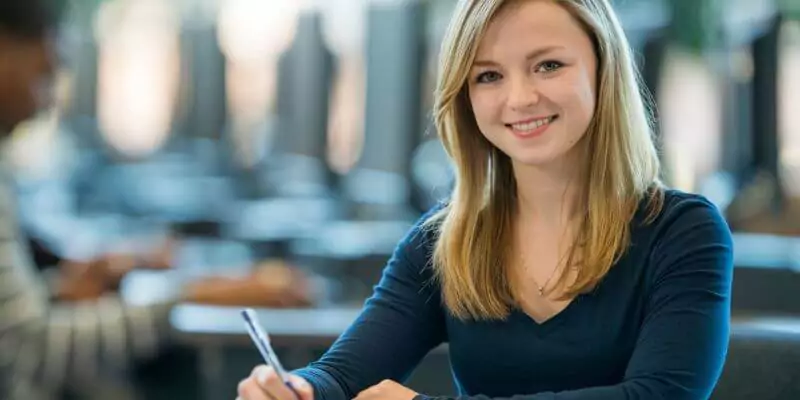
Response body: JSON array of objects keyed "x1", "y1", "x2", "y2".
[{"x1": 294, "y1": 190, "x2": 734, "y2": 400}]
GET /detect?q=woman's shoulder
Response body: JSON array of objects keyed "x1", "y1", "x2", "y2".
[
  {"x1": 639, "y1": 188, "x2": 729, "y2": 233},
  {"x1": 633, "y1": 187, "x2": 734, "y2": 276}
]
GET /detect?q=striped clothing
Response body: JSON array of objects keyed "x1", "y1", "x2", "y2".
[{"x1": 0, "y1": 172, "x2": 177, "y2": 399}]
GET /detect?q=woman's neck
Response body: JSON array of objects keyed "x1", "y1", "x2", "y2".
[{"x1": 512, "y1": 158, "x2": 584, "y2": 229}]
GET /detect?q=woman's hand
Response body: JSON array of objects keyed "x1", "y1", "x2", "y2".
[
  {"x1": 237, "y1": 365, "x2": 314, "y2": 400},
  {"x1": 354, "y1": 379, "x2": 418, "y2": 400}
]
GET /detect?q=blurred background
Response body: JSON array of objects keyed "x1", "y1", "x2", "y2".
[{"x1": 5, "y1": 0, "x2": 800, "y2": 398}]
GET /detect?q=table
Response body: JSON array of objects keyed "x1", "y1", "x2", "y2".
[
  {"x1": 170, "y1": 304, "x2": 362, "y2": 347},
  {"x1": 168, "y1": 303, "x2": 455, "y2": 400},
  {"x1": 121, "y1": 232, "x2": 800, "y2": 399}
]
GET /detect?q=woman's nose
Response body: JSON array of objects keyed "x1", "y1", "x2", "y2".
[{"x1": 506, "y1": 75, "x2": 540, "y2": 111}]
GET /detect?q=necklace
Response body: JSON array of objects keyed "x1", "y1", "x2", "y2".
[
  {"x1": 534, "y1": 277, "x2": 551, "y2": 296},
  {"x1": 515, "y1": 205, "x2": 586, "y2": 297},
  {"x1": 517, "y1": 223, "x2": 575, "y2": 297},
  {"x1": 524, "y1": 253, "x2": 564, "y2": 296}
]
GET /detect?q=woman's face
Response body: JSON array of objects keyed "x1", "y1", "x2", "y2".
[{"x1": 468, "y1": 0, "x2": 597, "y2": 169}]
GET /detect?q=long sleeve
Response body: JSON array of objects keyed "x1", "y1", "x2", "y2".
[
  {"x1": 0, "y1": 176, "x2": 176, "y2": 399},
  {"x1": 418, "y1": 199, "x2": 734, "y2": 400},
  {"x1": 293, "y1": 209, "x2": 448, "y2": 400}
]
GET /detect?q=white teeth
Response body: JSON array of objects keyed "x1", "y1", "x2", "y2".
[{"x1": 511, "y1": 116, "x2": 553, "y2": 131}]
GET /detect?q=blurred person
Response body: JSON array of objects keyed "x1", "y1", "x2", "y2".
[
  {"x1": 0, "y1": 2, "x2": 178, "y2": 397},
  {"x1": 0, "y1": 1, "x2": 312, "y2": 398},
  {"x1": 237, "y1": 0, "x2": 733, "y2": 399}
]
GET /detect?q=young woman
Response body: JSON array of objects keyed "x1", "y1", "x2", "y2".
[{"x1": 237, "y1": 0, "x2": 733, "y2": 399}]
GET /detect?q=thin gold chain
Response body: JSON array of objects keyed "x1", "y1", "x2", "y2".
[{"x1": 517, "y1": 219, "x2": 577, "y2": 297}]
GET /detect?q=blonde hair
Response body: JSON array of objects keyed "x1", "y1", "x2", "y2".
[{"x1": 425, "y1": 0, "x2": 664, "y2": 320}]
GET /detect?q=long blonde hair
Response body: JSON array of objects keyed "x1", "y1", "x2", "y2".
[{"x1": 425, "y1": 0, "x2": 664, "y2": 321}]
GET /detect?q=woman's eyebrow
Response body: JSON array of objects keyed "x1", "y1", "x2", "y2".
[{"x1": 472, "y1": 45, "x2": 566, "y2": 68}]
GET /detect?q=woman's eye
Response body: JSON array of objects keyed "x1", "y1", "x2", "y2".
[
  {"x1": 475, "y1": 71, "x2": 502, "y2": 84},
  {"x1": 536, "y1": 60, "x2": 563, "y2": 73}
]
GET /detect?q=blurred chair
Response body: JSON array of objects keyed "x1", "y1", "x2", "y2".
[
  {"x1": 225, "y1": 8, "x2": 342, "y2": 261},
  {"x1": 172, "y1": 4, "x2": 229, "y2": 155},
  {"x1": 730, "y1": 233, "x2": 800, "y2": 314},
  {"x1": 290, "y1": 0, "x2": 428, "y2": 305},
  {"x1": 337, "y1": 0, "x2": 426, "y2": 222},
  {"x1": 723, "y1": 9, "x2": 795, "y2": 234},
  {"x1": 712, "y1": 319, "x2": 800, "y2": 400},
  {"x1": 267, "y1": 10, "x2": 337, "y2": 200}
]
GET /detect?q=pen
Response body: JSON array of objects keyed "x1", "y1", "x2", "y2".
[{"x1": 241, "y1": 308, "x2": 300, "y2": 399}]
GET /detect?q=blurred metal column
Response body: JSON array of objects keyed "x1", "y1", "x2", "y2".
[
  {"x1": 716, "y1": 2, "x2": 778, "y2": 184},
  {"x1": 720, "y1": 4, "x2": 784, "y2": 230},
  {"x1": 617, "y1": 0, "x2": 670, "y2": 165},
  {"x1": 750, "y1": 13, "x2": 784, "y2": 211},
  {"x1": 173, "y1": 12, "x2": 230, "y2": 170},
  {"x1": 718, "y1": 48, "x2": 753, "y2": 185},
  {"x1": 269, "y1": 10, "x2": 336, "y2": 198},
  {"x1": 342, "y1": 0, "x2": 426, "y2": 221}
]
